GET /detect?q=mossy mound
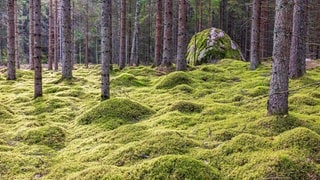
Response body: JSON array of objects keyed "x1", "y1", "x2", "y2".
[
  {"x1": 21, "y1": 126, "x2": 66, "y2": 149},
  {"x1": 78, "y1": 98, "x2": 155, "y2": 129},
  {"x1": 0, "y1": 105, "x2": 13, "y2": 120},
  {"x1": 129, "y1": 155, "x2": 220, "y2": 179},
  {"x1": 112, "y1": 73, "x2": 147, "y2": 87},
  {"x1": 275, "y1": 127, "x2": 320, "y2": 153},
  {"x1": 107, "y1": 131, "x2": 198, "y2": 166},
  {"x1": 186, "y1": 28, "x2": 244, "y2": 65},
  {"x1": 156, "y1": 71, "x2": 194, "y2": 89},
  {"x1": 170, "y1": 101, "x2": 204, "y2": 113}
]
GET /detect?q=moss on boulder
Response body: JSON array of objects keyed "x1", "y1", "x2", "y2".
[
  {"x1": 186, "y1": 28, "x2": 244, "y2": 65},
  {"x1": 78, "y1": 98, "x2": 155, "y2": 129},
  {"x1": 129, "y1": 155, "x2": 220, "y2": 179}
]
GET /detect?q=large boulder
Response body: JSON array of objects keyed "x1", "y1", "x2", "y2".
[{"x1": 186, "y1": 28, "x2": 245, "y2": 65}]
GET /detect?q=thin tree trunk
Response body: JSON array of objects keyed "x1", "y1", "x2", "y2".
[
  {"x1": 7, "y1": 0, "x2": 16, "y2": 80},
  {"x1": 289, "y1": 0, "x2": 307, "y2": 78},
  {"x1": 54, "y1": 0, "x2": 58, "y2": 71},
  {"x1": 130, "y1": 0, "x2": 140, "y2": 66},
  {"x1": 154, "y1": 0, "x2": 163, "y2": 66},
  {"x1": 72, "y1": 0, "x2": 76, "y2": 67},
  {"x1": 119, "y1": 0, "x2": 126, "y2": 69},
  {"x1": 29, "y1": 0, "x2": 34, "y2": 70},
  {"x1": 85, "y1": 0, "x2": 89, "y2": 68},
  {"x1": 161, "y1": 0, "x2": 173, "y2": 67},
  {"x1": 61, "y1": 0, "x2": 72, "y2": 78},
  {"x1": 176, "y1": 0, "x2": 187, "y2": 71},
  {"x1": 250, "y1": 0, "x2": 261, "y2": 70},
  {"x1": 267, "y1": 0, "x2": 292, "y2": 115},
  {"x1": 34, "y1": 0, "x2": 42, "y2": 98},
  {"x1": 198, "y1": 0, "x2": 203, "y2": 31},
  {"x1": 14, "y1": 0, "x2": 19, "y2": 69},
  {"x1": 48, "y1": 0, "x2": 54, "y2": 70},
  {"x1": 101, "y1": 0, "x2": 112, "y2": 100}
]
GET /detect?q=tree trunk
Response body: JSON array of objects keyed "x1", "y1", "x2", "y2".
[
  {"x1": 154, "y1": 0, "x2": 163, "y2": 66},
  {"x1": 176, "y1": 0, "x2": 187, "y2": 71},
  {"x1": 7, "y1": 0, "x2": 16, "y2": 80},
  {"x1": 101, "y1": 0, "x2": 112, "y2": 100},
  {"x1": 14, "y1": 0, "x2": 19, "y2": 69},
  {"x1": 54, "y1": 0, "x2": 59, "y2": 71},
  {"x1": 161, "y1": 0, "x2": 173, "y2": 67},
  {"x1": 61, "y1": 0, "x2": 72, "y2": 78},
  {"x1": 289, "y1": 0, "x2": 307, "y2": 78},
  {"x1": 119, "y1": 0, "x2": 126, "y2": 69},
  {"x1": 29, "y1": 0, "x2": 34, "y2": 70},
  {"x1": 267, "y1": 0, "x2": 292, "y2": 115},
  {"x1": 130, "y1": 0, "x2": 140, "y2": 66},
  {"x1": 250, "y1": 0, "x2": 261, "y2": 70},
  {"x1": 48, "y1": 0, "x2": 54, "y2": 70},
  {"x1": 34, "y1": 0, "x2": 42, "y2": 98},
  {"x1": 85, "y1": 0, "x2": 89, "y2": 68},
  {"x1": 198, "y1": 0, "x2": 203, "y2": 31}
]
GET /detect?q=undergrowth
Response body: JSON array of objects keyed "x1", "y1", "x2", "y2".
[{"x1": 0, "y1": 59, "x2": 319, "y2": 179}]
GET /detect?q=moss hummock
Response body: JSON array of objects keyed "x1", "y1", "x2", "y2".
[
  {"x1": 186, "y1": 28, "x2": 244, "y2": 65},
  {"x1": 78, "y1": 98, "x2": 155, "y2": 129}
]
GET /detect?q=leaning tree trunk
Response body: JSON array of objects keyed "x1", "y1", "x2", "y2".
[
  {"x1": 161, "y1": 0, "x2": 173, "y2": 67},
  {"x1": 154, "y1": 0, "x2": 163, "y2": 67},
  {"x1": 250, "y1": 0, "x2": 261, "y2": 70},
  {"x1": 267, "y1": 0, "x2": 292, "y2": 115},
  {"x1": 101, "y1": 0, "x2": 112, "y2": 100},
  {"x1": 14, "y1": 0, "x2": 19, "y2": 69},
  {"x1": 29, "y1": 0, "x2": 34, "y2": 70},
  {"x1": 48, "y1": 0, "x2": 54, "y2": 70},
  {"x1": 289, "y1": 0, "x2": 307, "y2": 78},
  {"x1": 34, "y1": 0, "x2": 42, "y2": 98},
  {"x1": 7, "y1": 0, "x2": 16, "y2": 80},
  {"x1": 119, "y1": 0, "x2": 126, "y2": 69},
  {"x1": 61, "y1": 0, "x2": 72, "y2": 78},
  {"x1": 130, "y1": 0, "x2": 140, "y2": 66},
  {"x1": 176, "y1": 0, "x2": 187, "y2": 71}
]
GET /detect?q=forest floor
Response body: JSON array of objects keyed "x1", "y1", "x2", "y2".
[{"x1": 0, "y1": 59, "x2": 320, "y2": 179}]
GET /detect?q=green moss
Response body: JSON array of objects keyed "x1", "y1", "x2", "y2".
[
  {"x1": 186, "y1": 28, "x2": 244, "y2": 65},
  {"x1": 275, "y1": 127, "x2": 320, "y2": 153},
  {"x1": 289, "y1": 94, "x2": 320, "y2": 106},
  {"x1": 170, "y1": 101, "x2": 204, "y2": 113},
  {"x1": 21, "y1": 126, "x2": 66, "y2": 149},
  {"x1": 248, "y1": 86, "x2": 269, "y2": 97},
  {"x1": 33, "y1": 98, "x2": 72, "y2": 115},
  {"x1": 78, "y1": 98, "x2": 155, "y2": 129},
  {"x1": 112, "y1": 73, "x2": 148, "y2": 87},
  {"x1": 155, "y1": 71, "x2": 194, "y2": 89},
  {"x1": 171, "y1": 84, "x2": 194, "y2": 94},
  {"x1": 129, "y1": 155, "x2": 220, "y2": 179},
  {"x1": 67, "y1": 165, "x2": 125, "y2": 180}
]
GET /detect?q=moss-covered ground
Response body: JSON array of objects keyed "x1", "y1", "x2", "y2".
[{"x1": 0, "y1": 59, "x2": 320, "y2": 179}]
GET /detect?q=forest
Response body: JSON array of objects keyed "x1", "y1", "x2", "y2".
[{"x1": 0, "y1": 0, "x2": 320, "y2": 179}]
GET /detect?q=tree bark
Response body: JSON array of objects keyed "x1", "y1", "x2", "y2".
[
  {"x1": 34, "y1": 0, "x2": 42, "y2": 98},
  {"x1": 154, "y1": 0, "x2": 163, "y2": 67},
  {"x1": 289, "y1": 0, "x2": 307, "y2": 78},
  {"x1": 176, "y1": 0, "x2": 187, "y2": 71},
  {"x1": 54, "y1": 0, "x2": 59, "y2": 71},
  {"x1": 250, "y1": 0, "x2": 261, "y2": 70},
  {"x1": 130, "y1": 0, "x2": 140, "y2": 66},
  {"x1": 14, "y1": 0, "x2": 19, "y2": 69},
  {"x1": 61, "y1": 0, "x2": 72, "y2": 78},
  {"x1": 101, "y1": 0, "x2": 112, "y2": 100},
  {"x1": 7, "y1": 0, "x2": 16, "y2": 80},
  {"x1": 119, "y1": 0, "x2": 126, "y2": 69},
  {"x1": 29, "y1": 0, "x2": 34, "y2": 70},
  {"x1": 161, "y1": 0, "x2": 173, "y2": 67},
  {"x1": 267, "y1": 0, "x2": 292, "y2": 115},
  {"x1": 85, "y1": 0, "x2": 89, "y2": 68},
  {"x1": 48, "y1": 0, "x2": 54, "y2": 70}
]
